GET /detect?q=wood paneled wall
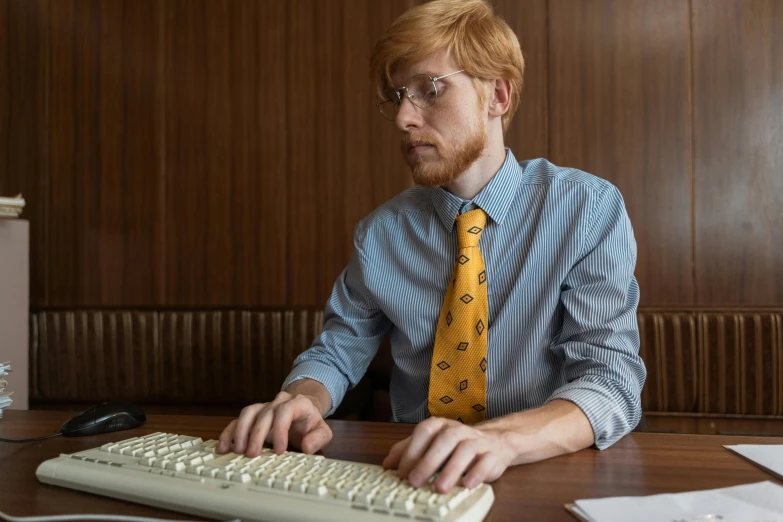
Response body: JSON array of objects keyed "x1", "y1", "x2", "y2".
[{"x1": 1, "y1": 0, "x2": 782, "y2": 310}]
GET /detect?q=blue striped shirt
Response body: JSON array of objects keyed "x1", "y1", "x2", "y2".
[{"x1": 283, "y1": 150, "x2": 646, "y2": 449}]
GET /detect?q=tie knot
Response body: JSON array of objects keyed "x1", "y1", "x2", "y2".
[{"x1": 456, "y1": 208, "x2": 487, "y2": 248}]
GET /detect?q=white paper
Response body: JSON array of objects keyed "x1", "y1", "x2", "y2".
[
  {"x1": 0, "y1": 362, "x2": 12, "y2": 416},
  {"x1": 725, "y1": 444, "x2": 783, "y2": 481},
  {"x1": 573, "y1": 481, "x2": 783, "y2": 522},
  {"x1": 0, "y1": 195, "x2": 25, "y2": 217}
]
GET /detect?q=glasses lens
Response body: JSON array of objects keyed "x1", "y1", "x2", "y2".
[
  {"x1": 378, "y1": 100, "x2": 398, "y2": 120},
  {"x1": 377, "y1": 90, "x2": 400, "y2": 120},
  {"x1": 406, "y1": 75, "x2": 437, "y2": 109}
]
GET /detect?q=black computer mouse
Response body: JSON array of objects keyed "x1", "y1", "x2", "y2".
[{"x1": 61, "y1": 402, "x2": 146, "y2": 437}]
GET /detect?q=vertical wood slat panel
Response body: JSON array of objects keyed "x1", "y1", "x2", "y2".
[
  {"x1": 163, "y1": 0, "x2": 287, "y2": 307},
  {"x1": 28, "y1": 308, "x2": 783, "y2": 417},
  {"x1": 0, "y1": 0, "x2": 49, "y2": 307},
  {"x1": 548, "y1": 0, "x2": 693, "y2": 306},
  {"x1": 699, "y1": 312, "x2": 783, "y2": 415},
  {"x1": 493, "y1": 0, "x2": 548, "y2": 160},
  {"x1": 638, "y1": 312, "x2": 698, "y2": 413},
  {"x1": 32, "y1": 310, "x2": 322, "y2": 403},
  {"x1": 34, "y1": 311, "x2": 157, "y2": 401},
  {"x1": 286, "y1": 0, "x2": 414, "y2": 307},
  {"x1": 692, "y1": 0, "x2": 783, "y2": 305},
  {"x1": 157, "y1": 310, "x2": 323, "y2": 403},
  {"x1": 47, "y1": 0, "x2": 163, "y2": 307}
]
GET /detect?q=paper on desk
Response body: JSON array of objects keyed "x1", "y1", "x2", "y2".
[
  {"x1": 0, "y1": 362, "x2": 11, "y2": 418},
  {"x1": 725, "y1": 444, "x2": 783, "y2": 481},
  {"x1": 568, "y1": 481, "x2": 783, "y2": 522},
  {"x1": 0, "y1": 194, "x2": 25, "y2": 217}
]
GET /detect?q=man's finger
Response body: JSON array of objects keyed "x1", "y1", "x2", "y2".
[
  {"x1": 382, "y1": 437, "x2": 410, "y2": 470},
  {"x1": 407, "y1": 426, "x2": 465, "y2": 488},
  {"x1": 462, "y1": 452, "x2": 503, "y2": 489},
  {"x1": 397, "y1": 418, "x2": 445, "y2": 479},
  {"x1": 217, "y1": 419, "x2": 238, "y2": 454},
  {"x1": 245, "y1": 406, "x2": 278, "y2": 457},
  {"x1": 299, "y1": 420, "x2": 333, "y2": 454},
  {"x1": 268, "y1": 399, "x2": 307, "y2": 454},
  {"x1": 229, "y1": 404, "x2": 265, "y2": 454},
  {"x1": 434, "y1": 440, "x2": 480, "y2": 493}
]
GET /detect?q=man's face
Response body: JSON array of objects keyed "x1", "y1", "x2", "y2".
[{"x1": 390, "y1": 53, "x2": 488, "y2": 188}]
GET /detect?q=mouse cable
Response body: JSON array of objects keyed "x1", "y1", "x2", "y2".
[
  {"x1": 0, "y1": 433, "x2": 62, "y2": 443},
  {"x1": 0, "y1": 513, "x2": 240, "y2": 522}
]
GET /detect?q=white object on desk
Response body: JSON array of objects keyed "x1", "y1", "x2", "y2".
[
  {"x1": 0, "y1": 219, "x2": 29, "y2": 409},
  {"x1": 0, "y1": 195, "x2": 25, "y2": 218},
  {"x1": 37, "y1": 432, "x2": 495, "y2": 522},
  {"x1": 725, "y1": 444, "x2": 783, "y2": 480},
  {"x1": 567, "y1": 481, "x2": 783, "y2": 522}
]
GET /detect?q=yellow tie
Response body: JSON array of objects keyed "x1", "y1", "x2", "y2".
[{"x1": 428, "y1": 208, "x2": 488, "y2": 424}]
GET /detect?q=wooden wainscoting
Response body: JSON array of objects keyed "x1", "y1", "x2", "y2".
[{"x1": 28, "y1": 308, "x2": 783, "y2": 435}]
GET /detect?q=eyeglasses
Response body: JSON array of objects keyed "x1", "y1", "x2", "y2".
[{"x1": 376, "y1": 70, "x2": 466, "y2": 121}]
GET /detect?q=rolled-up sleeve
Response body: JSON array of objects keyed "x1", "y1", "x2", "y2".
[
  {"x1": 546, "y1": 185, "x2": 646, "y2": 449},
  {"x1": 282, "y1": 229, "x2": 391, "y2": 417}
]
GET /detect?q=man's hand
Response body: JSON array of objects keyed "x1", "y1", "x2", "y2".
[
  {"x1": 382, "y1": 417, "x2": 517, "y2": 494},
  {"x1": 217, "y1": 391, "x2": 332, "y2": 457}
]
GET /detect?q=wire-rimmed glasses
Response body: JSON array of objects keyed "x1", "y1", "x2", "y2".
[{"x1": 376, "y1": 70, "x2": 465, "y2": 120}]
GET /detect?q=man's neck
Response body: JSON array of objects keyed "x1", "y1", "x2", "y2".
[{"x1": 441, "y1": 141, "x2": 507, "y2": 201}]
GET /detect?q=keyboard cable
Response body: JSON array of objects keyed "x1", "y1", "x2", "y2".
[
  {"x1": 0, "y1": 433, "x2": 63, "y2": 443},
  {"x1": 0, "y1": 513, "x2": 240, "y2": 522}
]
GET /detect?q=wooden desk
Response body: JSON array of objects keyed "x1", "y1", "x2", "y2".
[{"x1": 2, "y1": 410, "x2": 782, "y2": 521}]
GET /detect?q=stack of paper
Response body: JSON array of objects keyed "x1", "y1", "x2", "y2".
[
  {"x1": 567, "y1": 481, "x2": 783, "y2": 522},
  {"x1": 0, "y1": 194, "x2": 25, "y2": 218},
  {"x1": 0, "y1": 361, "x2": 12, "y2": 417},
  {"x1": 725, "y1": 443, "x2": 783, "y2": 481}
]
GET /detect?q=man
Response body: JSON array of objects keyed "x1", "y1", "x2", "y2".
[{"x1": 218, "y1": 0, "x2": 645, "y2": 493}]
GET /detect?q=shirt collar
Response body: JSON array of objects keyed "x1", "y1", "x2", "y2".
[{"x1": 430, "y1": 148, "x2": 524, "y2": 230}]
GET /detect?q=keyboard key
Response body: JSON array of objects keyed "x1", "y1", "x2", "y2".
[
  {"x1": 306, "y1": 484, "x2": 329, "y2": 497},
  {"x1": 140, "y1": 457, "x2": 157, "y2": 466},
  {"x1": 393, "y1": 495, "x2": 416, "y2": 512},
  {"x1": 231, "y1": 473, "x2": 253, "y2": 484}
]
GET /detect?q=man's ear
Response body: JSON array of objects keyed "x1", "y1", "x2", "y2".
[{"x1": 488, "y1": 79, "x2": 511, "y2": 118}]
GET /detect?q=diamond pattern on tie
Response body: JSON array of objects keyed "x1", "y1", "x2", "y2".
[{"x1": 428, "y1": 208, "x2": 488, "y2": 424}]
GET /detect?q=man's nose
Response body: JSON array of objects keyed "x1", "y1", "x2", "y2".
[{"x1": 394, "y1": 96, "x2": 423, "y2": 132}]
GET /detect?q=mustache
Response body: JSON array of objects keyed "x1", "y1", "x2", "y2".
[{"x1": 400, "y1": 134, "x2": 437, "y2": 148}]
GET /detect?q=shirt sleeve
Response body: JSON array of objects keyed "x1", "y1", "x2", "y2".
[
  {"x1": 281, "y1": 227, "x2": 392, "y2": 418},
  {"x1": 546, "y1": 185, "x2": 647, "y2": 449}
]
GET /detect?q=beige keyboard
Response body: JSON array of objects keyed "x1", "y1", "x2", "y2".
[{"x1": 36, "y1": 432, "x2": 494, "y2": 522}]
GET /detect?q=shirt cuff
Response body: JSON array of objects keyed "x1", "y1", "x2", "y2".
[
  {"x1": 546, "y1": 380, "x2": 638, "y2": 450},
  {"x1": 281, "y1": 360, "x2": 350, "y2": 418}
]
